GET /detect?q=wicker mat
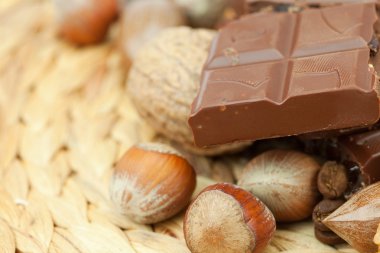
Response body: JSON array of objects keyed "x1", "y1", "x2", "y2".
[{"x1": 0, "y1": 1, "x2": 359, "y2": 252}]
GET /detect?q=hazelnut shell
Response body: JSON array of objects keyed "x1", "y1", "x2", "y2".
[
  {"x1": 184, "y1": 183, "x2": 275, "y2": 253},
  {"x1": 54, "y1": 0, "x2": 118, "y2": 45},
  {"x1": 238, "y1": 150, "x2": 320, "y2": 222},
  {"x1": 110, "y1": 143, "x2": 196, "y2": 224}
]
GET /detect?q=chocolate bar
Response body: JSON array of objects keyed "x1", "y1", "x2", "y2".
[
  {"x1": 339, "y1": 129, "x2": 380, "y2": 184},
  {"x1": 189, "y1": 3, "x2": 379, "y2": 147}
]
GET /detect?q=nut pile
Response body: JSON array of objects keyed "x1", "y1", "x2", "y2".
[{"x1": 3, "y1": 1, "x2": 380, "y2": 253}]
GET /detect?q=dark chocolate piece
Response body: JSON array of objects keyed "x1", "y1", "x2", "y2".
[
  {"x1": 189, "y1": 3, "x2": 379, "y2": 147},
  {"x1": 375, "y1": 3, "x2": 380, "y2": 34},
  {"x1": 343, "y1": 162, "x2": 368, "y2": 199},
  {"x1": 339, "y1": 129, "x2": 380, "y2": 184}
]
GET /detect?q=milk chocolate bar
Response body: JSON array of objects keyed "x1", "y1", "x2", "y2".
[
  {"x1": 339, "y1": 129, "x2": 380, "y2": 184},
  {"x1": 189, "y1": 3, "x2": 379, "y2": 147}
]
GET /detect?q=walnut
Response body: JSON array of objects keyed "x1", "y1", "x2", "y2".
[{"x1": 127, "y1": 27, "x2": 249, "y2": 155}]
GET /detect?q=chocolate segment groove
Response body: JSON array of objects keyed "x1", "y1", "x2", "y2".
[{"x1": 189, "y1": 3, "x2": 379, "y2": 147}]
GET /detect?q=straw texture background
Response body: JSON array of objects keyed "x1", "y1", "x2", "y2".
[{"x1": 0, "y1": 0, "x2": 359, "y2": 252}]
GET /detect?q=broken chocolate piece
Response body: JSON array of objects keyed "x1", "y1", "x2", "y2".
[
  {"x1": 339, "y1": 129, "x2": 380, "y2": 184},
  {"x1": 189, "y1": 3, "x2": 379, "y2": 147}
]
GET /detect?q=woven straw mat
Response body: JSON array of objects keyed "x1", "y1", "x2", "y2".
[{"x1": 0, "y1": 1, "x2": 359, "y2": 253}]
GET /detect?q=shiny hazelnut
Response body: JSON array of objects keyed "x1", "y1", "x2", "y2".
[
  {"x1": 238, "y1": 149, "x2": 320, "y2": 222},
  {"x1": 110, "y1": 143, "x2": 196, "y2": 224},
  {"x1": 53, "y1": 0, "x2": 118, "y2": 45},
  {"x1": 184, "y1": 183, "x2": 276, "y2": 253}
]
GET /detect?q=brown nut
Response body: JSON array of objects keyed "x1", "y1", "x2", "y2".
[
  {"x1": 317, "y1": 161, "x2": 348, "y2": 199},
  {"x1": 127, "y1": 27, "x2": 250, "y2": 155},
  {"x1": 238, "y1": 149, "x2": 321, "y2": 222},
  {"x1": 110, "y1": 143, "x2": 196, "y2": 224},
  {"x1": 118, "y1": 0, "x2": 186, "y2": 64},
  {"x1": 53, "y1": 0, "x2": 118, "y2": 45},
  {"x1": 184, "y1": 183, "x2": 276, "y2": 253}
]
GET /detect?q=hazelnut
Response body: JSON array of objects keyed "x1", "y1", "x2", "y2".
[
  {"x1": 184, "y1": 183, "x2": 276, "y2": 253},
  {"x1": 238, "y1": 149, "x2": 320, "y2": 222},
  {"x1": 53, "y1": 0, "x2": 118, "y2": 45},
  {"x1": 110, "y1": 143, "x2": 196, "y2": 224},
  {"x1": 119, "y1": 0, "x2": 186, "y2": 64},
  {"x1": 317, "y1": 161, "x2": 348, "y2": 199}
]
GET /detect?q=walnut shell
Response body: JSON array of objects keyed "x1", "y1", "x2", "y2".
[{"x1": 127, "y1": 27, "x2": 250, "y2": 155}]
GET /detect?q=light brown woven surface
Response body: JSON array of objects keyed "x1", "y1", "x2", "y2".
[{"x1": 0, "y1": 1, "x2": 359, "y2": 252}]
